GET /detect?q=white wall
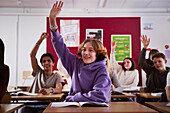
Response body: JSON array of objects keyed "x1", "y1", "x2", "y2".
[
  {"x1": 0, "y1": 8, "x2": 170, "y2": 88},
  {"x1": 0, "y1": 14, "x2": 47, "y2": 87},
  {"x1": 141, "y1": 16, "x2": 170, "y2": 87}
]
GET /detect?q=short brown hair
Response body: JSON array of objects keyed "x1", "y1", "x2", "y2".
[{"x1": 152, "y1": 52, "x2": 166, "y2": 60}]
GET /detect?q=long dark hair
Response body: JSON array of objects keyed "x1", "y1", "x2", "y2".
[{"x1": 122, "y1": 57, "x2": 136, "y2": 71}]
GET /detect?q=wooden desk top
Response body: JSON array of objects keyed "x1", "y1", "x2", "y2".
[
  {"x1": 43, "y1": 102, "x2": 158, "y2": 113},
  {"x1": 136, "y1": 93, "x2": 161, "y2": 99},
  {"x1": 111, "y1": 93, "x2": 136, "y2": 98},
  {"x1": 11, "y1": 93, "x2": 65, "y2": 100},
  {"x1": 0, "y1": 104, "x2": 24, "y2": 113},
  {"x1": 62, "y1": 89, "x2": 69, "y2": 93},
  {"x1": 144, "y1": 102, "x2": 170, "y2": 113}
]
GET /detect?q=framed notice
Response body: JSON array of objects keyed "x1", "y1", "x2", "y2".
[
  {"x1": 86, "y1": 29, "x2": 103, "y2": 43},
  {"x1": 60, "y1": 20, "x2": 80, "y2": 47},
  {"x1": 111, "y1": 35, "x2": 132, "y2": 62}
]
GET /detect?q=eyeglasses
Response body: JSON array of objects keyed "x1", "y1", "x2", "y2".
[{"x1": 42, "y1": 59, "x2": 51, "y2": 63}]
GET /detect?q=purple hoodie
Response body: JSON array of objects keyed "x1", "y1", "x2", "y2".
[{"x1": 51, "y1": 30, "x2": 111, "y2": 102}]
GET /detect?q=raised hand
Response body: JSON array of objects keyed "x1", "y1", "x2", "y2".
[
  {"x1": 111, "y1": 40, "x2": 117, "y2": 52},
  {"x1": 40, "y1": 32, "x2": 49, "y2": 40},
  {"x1": 49, "y1": 1, "x2": 63, "y2": 19},
  {"x1": 140, "y1": 35, "x2": 150, "y2": 49}
]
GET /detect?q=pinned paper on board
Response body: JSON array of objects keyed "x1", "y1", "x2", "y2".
[
  {"x1": 165, "y1": 50, "x2": 170, "y2": 59},
  {"x1": 60, "y1": 20, "x2": 80, "y2": 47}
]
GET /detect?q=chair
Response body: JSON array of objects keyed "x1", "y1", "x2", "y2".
[
  {"x1": 23, "y1": 71, "x2": 33, "y2": 79},
  {"x1": 1, "y1": 91, "x2": 11, "y2": 103}
]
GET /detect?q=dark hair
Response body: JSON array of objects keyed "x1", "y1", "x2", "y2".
[
  {"x1": 78, "y1": 38, "x2": 107, "y2": 62},
  {"x1": 122, "y1": 57, "x2": 136, "y2": 71},
  {"x1": 152, "y1": 52, "x2": 166, "y2": 60},
  {"x1": 40, "y1": 53, "x2": 55, "y2": 63},
  {"x1": 148, "y1": 49, "x2": 159, "y2": 60}
]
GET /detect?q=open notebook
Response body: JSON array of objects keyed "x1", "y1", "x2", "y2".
[
  {"x1": 51, "y1": 102, "x2": 109, "y2": 107},
  {"x1": 11, "y1": 91, "x2": 38, "y2": 96}
]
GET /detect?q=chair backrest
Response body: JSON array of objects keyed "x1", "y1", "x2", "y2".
[
  {"x1": 1, "y1": 91, "x2": 11, "y2": 103},
  {"x1": 23, "y1": 71, "x2": 33, "y2": 79}
]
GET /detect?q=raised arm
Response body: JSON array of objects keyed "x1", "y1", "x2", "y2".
[
  {"x1": 110, "y1": 41, "x2": 121, "y2": 72},
  {"x1": 138, "y1": 35, "x2": 152, "y2": 74},
  {"x1": 49, "y1": 1, "x2": 63, "y2": 32},
  {"x1": 30, "y1": 33, "x2": 49, "y2": 71}
]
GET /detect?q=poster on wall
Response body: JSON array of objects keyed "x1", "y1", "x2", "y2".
[
  {"x1": 111, "y1": 35, "x2": 132, "y2": 62},
  {"x1": 86, "y1": 29, "x2": 103, "y2": 43},
  {"x1": 60, "y1": 20, "x2": 80, "y2": 47}
]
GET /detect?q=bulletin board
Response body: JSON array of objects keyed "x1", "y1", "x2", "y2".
[{"x1": 46, "y1": 17, "x2": 142, "y2": 86}]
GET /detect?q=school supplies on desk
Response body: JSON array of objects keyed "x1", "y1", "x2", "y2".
[
  {"x1": 51, "y1": 102, "x2": 109, "y2": 107},
  {"x1": 10, "y1": 91, "x2": 38, "y2": 96}
]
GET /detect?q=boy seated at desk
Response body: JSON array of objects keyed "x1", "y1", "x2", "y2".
[
  {"x1": 139, "y1": 35, "x2": 170, "y2": 93},
  {"x1": 29, "y1": 32, "x2": 65, "y2": 95},
  {"x1": 19, "y1": 33, "x2": 65, "y2": 113}
]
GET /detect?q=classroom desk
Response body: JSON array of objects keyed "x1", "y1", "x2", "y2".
[
  {"x1": 11, "y1": 93, "x2": 65, "y2": 102},
  {"x1": 144, "y1": 102, "x2": 170, "y2": 113},
  {"x1": 0, "y1": 104, "x2": 24, "y2": 113},
  {"x1": 62, "y1": 88, "x2": 69, "y2": 93},
  {"x1": 136, "y1": 93, "x2": 161, "y2": 103},
  {"x1": 43, "y1": 102, "x2": 158, "y2": 113},
  {"x1": 136, "y1": 93, "x2": 161, "y2": 99},
  {"x1": 111, "y1": 92, "x2": 136, "y2": 100}
]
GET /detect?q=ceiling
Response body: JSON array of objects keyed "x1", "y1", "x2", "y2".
[{"x1": 0, "y1": 0, "x2": 170, "y2": 9}]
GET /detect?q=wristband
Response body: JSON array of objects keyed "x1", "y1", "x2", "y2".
[
  {"x1": 50, "y1": 25, "x2": 58, "y2": 30},
  {"x1": 50, "y1": 87, "x2": 55, "y2": 94}
]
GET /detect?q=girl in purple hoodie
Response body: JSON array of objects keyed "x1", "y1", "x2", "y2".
[{"x1": 49, "y1": 1, "x2": 111, "y2": 102}]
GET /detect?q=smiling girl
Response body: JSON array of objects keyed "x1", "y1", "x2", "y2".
[
  {"x1": 49, "y1": 1, "x2": 111, "y2": 102},
  {"x1": 110, "y1": 41, "x2": 139, "y2": 88}
]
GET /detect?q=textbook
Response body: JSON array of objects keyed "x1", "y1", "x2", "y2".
[
  {"x1": 151, "y1": 92, "x2": 162, "y2": 97},
  {"x1": 51, "y1": 102, "x2": 109, "y2": 107},
  {"x1": 11, "y1": 91, "x2": 38, "y2": 96}
]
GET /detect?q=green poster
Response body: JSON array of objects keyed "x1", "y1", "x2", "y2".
[{"x1": 111, "y1": 35, "x2": 131, "y2": 62}]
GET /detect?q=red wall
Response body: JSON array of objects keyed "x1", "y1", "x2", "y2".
[{"x1": 46, "y1": 17, "x2": 142, "y2": 86}]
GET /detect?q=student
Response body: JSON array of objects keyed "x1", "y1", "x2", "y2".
[
  {"x1": 139, "y1": 35, "x2": 170, "y2": 93},
  {"x1": 166, "y1": 72, "x2": 170, "y2": 102},
  {"x1": 49, "y1": 1, "x2": 111, "y2": 102},
  {"x1": 19, "y1": 33, "x2": 65, "y2": 113},
  {"x1": 0, "y1": 38, "x2": 9, "y2": 103},
  {"x1": 110, "y1": 41, "x2": 139, "y2": 88},
  {"x1": 144, "y1": 46, "x2": 159, "y2": 87},
  {"x1": 29, "y1": 32, "x2": 65, "y2": 94}
]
